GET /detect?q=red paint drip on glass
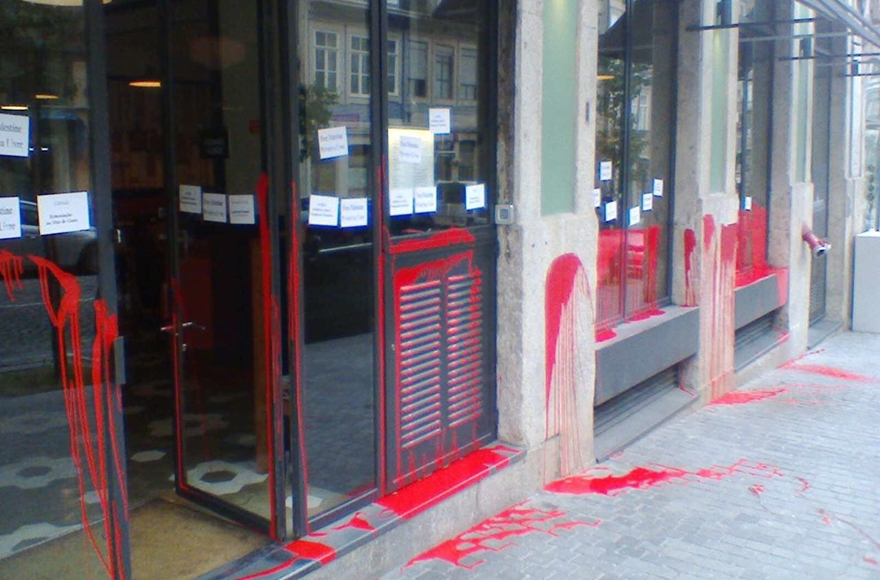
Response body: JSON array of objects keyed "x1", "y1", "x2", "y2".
[
  {"x1": 0, "y1": 249, "x2": 24, "y2": 301},
  {"x1": 285, "y1": 540, "x2": 337, "y2": 565}
]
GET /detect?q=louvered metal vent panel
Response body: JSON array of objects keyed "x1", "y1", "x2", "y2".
[
  {"x1": 445, "y1": 273, "x2": 484, "y2": 427},
  {"x1": 398, "y1": 280, "x2": 443, "y2": 449}
]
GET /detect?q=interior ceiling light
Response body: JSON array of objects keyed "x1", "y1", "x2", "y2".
[
  {"x1": 1, "y1": 105, "x2": 28, "y2": 111},
  {"x1": 20, "y1": 0, "x2": 111, "y2": 5},
  {"x1": 129, "y1": 80, "x2": 162, "y2": 89},
  {"x1": 35, "y1": 94, "x2": 59, "y2": 100},
  {"x1": 597, "y1": 74, "x2": 615, "y2": 81}
]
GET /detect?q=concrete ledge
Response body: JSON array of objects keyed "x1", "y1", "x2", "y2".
[
  {"x1": 595, "y1": 306, "x2": 699, "y2": 406},
  {"x1": 734, "y1": 270, "x2": 787, "y2": 330}
]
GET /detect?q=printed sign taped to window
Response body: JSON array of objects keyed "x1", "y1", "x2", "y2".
[{"x1": 38, "y1": 191, "x2": 91, "y2": 236}]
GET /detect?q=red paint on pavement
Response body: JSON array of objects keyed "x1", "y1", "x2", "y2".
[
  {"x1": 710, "y1": 388, "x2": 787, "y2": 406},
  {"x1": 0, "y1": 249, "x2": 23, "y2": 301},
  {"x1": 378, "y1": 447, "x2": 513, "y2": 520},
  {"x1": 865, "y1": 556, "x2": 879, "y2": 566},
  {"x1": 545, "y1": 460, "x2": 782, "y2": 496},
  {"x1": 626, "y1": 308, "x2": 664, "y2": 322},
  {"x1": 795, "y1": 478, "x2": 811, "y2": 493},
  {"x1": 285, "y1": 540, "x2": 337, "y2": 565},
  {"x1": 406, "y1": 504, "x2": 600, "y2": 570},
  {"x1": 781, "y1": 363, "x2": 877, "y2": 383},
  {"x1": 748, "y1": 484, "x2": 765, "y2": 496}
]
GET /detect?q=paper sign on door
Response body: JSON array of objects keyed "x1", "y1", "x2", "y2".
[
  {"x1": 0, "y1": 197, "x2": 21, "y2": 240},
  {"x1": 389, "y1": 188, "x2": 414, "y2": 216},
  {"x1": 229, "y1": 195, "x2": 256, "y2": 224},
  {"x1": 318, "y1": 126, "x2": 349, "y2": 160},
  {"x1": 180, "y1": 185, "x2": 202, "y2": 214},
  {"x1": 38, "y1": 191, "x2": 91, "y2": 235},
  {"x1": 465, "y1": 183, "x2": 486, "y2": 211},
  {"x1": 203, "y1": 193, "x2": 228, "y2": 223},
  {"x1": 429, "y1": 108, "x2": 451, "y2": 134},
  {"x1": 0, "y1": 113, "x2": 29, "y2": 158},
  {"x1": 340, "y1": 197, "x2": 368, "y2": 228},
  {"x1": 309, "y1": 195, "x2": 339, "y2": 226},
  {"x1": 414, "y1": 186, "x2": 437, "y2": 214}
]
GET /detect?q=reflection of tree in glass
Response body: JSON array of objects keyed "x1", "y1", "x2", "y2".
[
  {"x1": 595, "y1": 58, "x2": 651, "y2": 186},
  {"x1": 299, "y1": 84, "x2": 339, "y2": 162},
  {"x1": 0, "y1": 4, "x2": 82, "y2": 101}
]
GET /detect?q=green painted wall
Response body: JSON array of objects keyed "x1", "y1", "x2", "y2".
[{"x1": 541, "y1": 0, "x2": 577, "y2": 215}]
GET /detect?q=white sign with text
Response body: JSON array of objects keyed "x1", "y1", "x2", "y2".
[{"x1": 38, "y1": 191, "x2": 91, "y2": 235}]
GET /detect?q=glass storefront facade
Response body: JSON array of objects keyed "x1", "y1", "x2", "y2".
[
  {"x1": 0, "y1": 0, "x2": 498, "y2": 576},
  {"x1": 595, "y1": 0, "x2": 678, "y2": 330}
]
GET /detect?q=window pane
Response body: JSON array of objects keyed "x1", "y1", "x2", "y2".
[{"x1": 387, "y1": 3, "x2": 491, "y2": 235}]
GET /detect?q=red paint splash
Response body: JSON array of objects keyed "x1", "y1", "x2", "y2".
[
  {"x1": 406, "y1": 504, "x2": 600, "y2": 570},
  {"x1": 332, "y1": 512, "x2": 376, "y2": 533},
  {"x1": 701, "y1": 215, "x2": 738, "y2": 400},
  {"x1": 0, "y1": 249, "x2": 24, "y2": 301},
  {"x1": 748, "y1": 484, "x2": 765, "y2": 496},
  {"x1": 780, "y1": 363, "x2": 877, "y2": 383},
  {"x1": 28, "y1": 255, "x2": 128, "y2": 579},
  {"x1": 684, "y1": 228, "x2": 697, "y2": 306},
  {"x1": 285, "y1": 540, "x2": 337, "y2": 565},
  {"x1": 545, "y1": 254, "x2": 592, "y2": 477},
  {"x1": 795, "y1": 477, "x2": 811, "y2": 493},
  {"x1": 545, "y1": 460, "x2": 782, "y2": 496},
  {"x1": 709, "y1": 388, "x2": 787, "y2": 406},
  {"x1": 865, "y1": 556, "x2": 879, "y2": 567},
  {"x1": 379, "y1": 447, "x2": 513, "y2": 520},
  {"x1": 626, "y1": 308, "x2": 664, "y2": 322},
  {"x1": 595, "y1": 327, "x2": 617, "y2": 342}
]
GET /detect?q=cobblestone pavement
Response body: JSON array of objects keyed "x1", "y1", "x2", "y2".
[{"x1": 380, "y1": 332, "x2": 880, "y2": 580}]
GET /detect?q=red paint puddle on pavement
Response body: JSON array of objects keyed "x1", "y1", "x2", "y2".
[
  {"x1": 626, "y1": 308, "x2": 665, "y2": 322},
  {"x1": 748, "y1": 484, "x2": 765, "y2": 496},
  {"x1": 780, "y1": 363, "x2": 877, "y2": 383},
  {"x1": 285, "y1": 540, "x2": 337, "y2": 565},
  {"x1": 331, "y1": 512, "x2": 376, "y2": 533},
  {"x1": 865, "y1": 556, "x2": 879, "y2": 567},
  {"x1": 819, "y1": 509, "x2": 834, "y2": 525},
  {"x1": 795, "y1": 477, "x2": 811, "y2": 493},
  {"x1": 710, "y1": 388, "x2": 787, "y2": 406},
  {"x1": 545, "y1": 460, "x2": 783, "y2": 496},
  {"x1": 406, "y1": 504, "x2": 600, "y2": 571}
]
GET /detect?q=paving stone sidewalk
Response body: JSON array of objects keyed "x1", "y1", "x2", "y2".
[{"x1": 380, "y1": 332, "x2": 880, "y2": 580}]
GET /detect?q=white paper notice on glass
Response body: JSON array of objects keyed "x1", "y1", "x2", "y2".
[
  {"x1": 592, "y1": 188, "x2": 602, "y2": 209},
  {"x1": 600, "y1": 161, "x2": 613, "y2": 182},
  {"x1": 0, "y1": 197, "x2": 21, "y2": 240},
  {"x1": 465, "y1": 183, "x2": 486, "y2": 211},
  {"x1": 744, "y1": 196, "x2": 753, "y2": 211},
  {"x1": 309, "y1": 194, "x2": 339, "y2": 226},
  {"x1": 399, "y1": 135, "x2": 423, "y2": 165},
  {"x1": 429, "y1": 108, "x2": 451, "y2": 134},
  {"x1": 202, "y1": 193, "x2": 228, "y2": 223},
  {"x1": 642, "y1": 192, "x2": 653, "y2": 212},
  {"x1": 179, "y1": 185, "x2": 202, "y2": 214},
  {"x1": 340, "y1": 197, "x2": 368, "y2": 228},
  {"x1": 629, "y1": 205, "x2": 641, "y2": 226},
  {"x1": 317, "y1": 126, "x2": 349, "y2": 160},
  {"x1": 414, "y1": 186, "x2": 437, "y2": 214},
  {"x1": 37, "y1": 191, "x2": 91, "y2": 236},
  {"x1": 389, "y1": 188, "x2": 414, "y2": 216},
  {"x1": 604, "y1": 200, "x2": 618, "y2": 222},
  {"x1": 0, "y1": 113, "x2": 30, "y2": 158},
  {"x1": 653, "y1": 178, "x2": 664, "y2": 197},
  {"x1": 229, "y1": 194, "x2": 256, "y2": 224}
]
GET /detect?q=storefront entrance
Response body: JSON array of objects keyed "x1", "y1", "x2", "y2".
[{"x1": 0, "y1": 0, "x2": 497, "y2": 577}]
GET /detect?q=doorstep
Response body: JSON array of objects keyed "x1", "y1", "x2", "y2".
[{"x1": 198, "y1": 443, "x2": 523, "y2": 580}]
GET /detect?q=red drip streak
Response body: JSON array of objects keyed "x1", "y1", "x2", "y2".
[
  {"x1": 545, "y1": 459, "x2": 782, "y2": 496},
  {"x1": 29, "y1": 256, "x2": 127, "y2": 579},
  {"x1": 378, "y1": 447, "x2": 510, "y2": 519},
  {"x1": 683, "y1": 228, "x2": 697, "y2": 306},
  {"x1": 0, "y1": 249, "x2": 24, "y2": 301},
  {"x1": 709, "y1": 388, "x2": 787, "y2": 406},
  {"x1": 255, "y1": 173, "x2": 279, "y2": 538},
  {"x1": 780, "y1": 363, "x2": 877, "y2": 383},
  {"x1": 544, "y1": 255, "x2": 586, "y2": 403},
  {"x1": 406, "y1": 504, "x2": 599, "y2": 570}
]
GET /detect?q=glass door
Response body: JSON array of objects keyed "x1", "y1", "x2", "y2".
[
  {"x1": 0, "y1": 1, "x2": 129, "y2": 578},
  {"x1": 165, "y1": 0, "x2": 282, "y2": 535}
]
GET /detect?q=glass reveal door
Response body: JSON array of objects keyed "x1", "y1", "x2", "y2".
[{"x1": 166, "y1": 0, "x2": 281, "y2": 534}]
